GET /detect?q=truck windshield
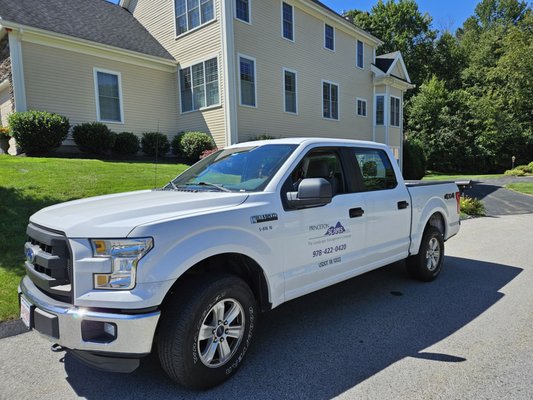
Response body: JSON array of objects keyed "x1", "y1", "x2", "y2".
[{"x1": 168, "y1": 144, "x2": 297, "y2": 192}]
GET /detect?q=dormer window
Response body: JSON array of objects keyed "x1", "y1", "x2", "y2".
[{"x1": 175, "y1": 0, "x2": 215, "y2": 36}]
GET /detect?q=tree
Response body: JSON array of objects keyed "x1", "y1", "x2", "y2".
[{"x1": 345, "y1": 0, "x2": 437, "y2": 89}]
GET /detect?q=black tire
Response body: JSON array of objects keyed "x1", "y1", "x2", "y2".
[
  {"x1": 157, "y1": 274, "x2": 257, "y2": 389},
  {"x1": 406, "y1": 226, "x2": 445, "y2": 282}
]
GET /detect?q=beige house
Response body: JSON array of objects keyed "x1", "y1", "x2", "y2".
[{"x1": 0, "y1": 0, "x2": 413, "y2": 163}]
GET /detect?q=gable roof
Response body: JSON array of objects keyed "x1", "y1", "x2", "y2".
[
  {"x1": 0, "y1": 0, "x2": 174, "y2": 60},
  {"x1": 373, "y1": 51, "x2": 411, "y2": 83}
]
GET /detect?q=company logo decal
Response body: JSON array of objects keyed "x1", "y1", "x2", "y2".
[{"x1": 325, "y1": 222, "x2": 346, "y2": 236}]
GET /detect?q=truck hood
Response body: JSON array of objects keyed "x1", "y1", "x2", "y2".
[{"x1": 30, "y1": 190, "x2": 249, "y2": 238}]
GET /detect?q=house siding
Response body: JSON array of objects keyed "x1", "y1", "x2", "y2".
[
  {"x1": 21, "y1": 41, "x2": 177, "y2": 137},
  {"x1": 233, "y1": 0, "x2": 375, "y2": 142},
  {"x1": 128, "y1": 0, "x2": 227, "y2": 148}
]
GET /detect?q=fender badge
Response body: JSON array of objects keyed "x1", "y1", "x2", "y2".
[{"x1": 250, "y1": 213, "x2": 278, "y2": 224}]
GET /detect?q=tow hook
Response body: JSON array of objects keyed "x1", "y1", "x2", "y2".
[{"x1": 51, "y1": 343, "x2": 65, "y2": 352}]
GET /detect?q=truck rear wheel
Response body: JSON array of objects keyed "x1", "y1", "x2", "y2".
[
  {"x1": 157, "y1": 274, "x2": 257, "y2": 389},
  {"x1": 406, "y1": 226, "x2": 444, "y2": 282}
]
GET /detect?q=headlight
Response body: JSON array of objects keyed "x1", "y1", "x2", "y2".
[{"x1": 90, "y1": 238, "x2": 153, "y2": 290}]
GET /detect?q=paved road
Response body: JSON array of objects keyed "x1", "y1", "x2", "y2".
[
  {"x1": 1, "y1": 214, "x2": 532, "y2": 400},
  {"x1": 463, "y1": 176, "x2": 533, "y2": 216}
]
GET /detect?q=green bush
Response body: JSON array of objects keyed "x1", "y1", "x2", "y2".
[
  {"x1": 8, "y1": 110, "x2": 69, "y2": 155},
  {"x1": 460, "y1": 196, "x2": 485, "y2": 217},
  {"x1": 72, "y1": 122, "x2": 116, "y2": 154},
  {"x1": 515, "y1": 165, "x2": 532, "y2": 173},
  {"x1": 528, "y1": 161, "x2": 533, "y2": 171},
  {"x1": 141, "y1": 132, "x2": 170, "y2": 157},
  {"x1": 113, "y1": 132, "x2": 140, "y2": 155},
  {"x1": 402, "y1": 138, "x2": 427, "y2": 180},
  {"x1": 504, "y1": 169, "x2": 526, "y2": 176},
  {"x1": 172, "y1": 131, "x2": 215, "y2": 163}
]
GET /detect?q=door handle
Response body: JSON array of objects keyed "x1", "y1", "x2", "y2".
[
  {"x1": 397, "y1": 201, "x2": 409, "y2": 209},
  {"x1": 349, "y1": 207, "x2": 365, "y2": 218}
]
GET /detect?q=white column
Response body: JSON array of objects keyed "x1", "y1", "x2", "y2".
[{"x1": 8, "y1": 30, "x2": 27, "y2": 112}]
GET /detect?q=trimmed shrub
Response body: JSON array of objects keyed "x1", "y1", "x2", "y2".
[
  {"x1": 172, "y1": 131, "x2": 215, "y2": 163},
  {"x1": 141, "y1": 132, "x2": 170, "y2": 157},
  {"x1": 8, "y1": 110, "x2": 69, "y2": 155},
  {"x1": 460, "y1": 196, "x2": 485, "y2": 217},
  {"x1": 528, "y1": 161, "x2": 533, "y2": 171},
  {"x1": 403, "y1": 138, "x2": 427, "y2": 180},
  {"x1": 72, "y1": 122, "x2": 116, "y2": 154},
  {"x1": 504, "y1": 168, "x2": 527, "y2": 176},
  {"x1": 515, "y1": 165, "x2": 532, "y2": 173},
  {"x1": 113, "y1": 132, "x2": 140, "y2": 155}
]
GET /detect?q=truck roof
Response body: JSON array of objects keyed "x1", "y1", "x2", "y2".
[{"x1": 231, "y1": 137, "x2": 387, "y2": 149}]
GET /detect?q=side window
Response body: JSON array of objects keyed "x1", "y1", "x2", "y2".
[
  {"x1": 354, "y1": 148, "x2": 397, "y2": 191},
  {"x1": 286, "y1": 150, "x2": 345, "y2": 196}
]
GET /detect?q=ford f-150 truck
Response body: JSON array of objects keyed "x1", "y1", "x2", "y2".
[{"x1": 19, "y1": 138, "x2": 460, "y2": 389}]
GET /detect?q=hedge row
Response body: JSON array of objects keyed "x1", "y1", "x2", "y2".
[{"x1": 6, "y1": 111, "x2": 215, "y2": 162}]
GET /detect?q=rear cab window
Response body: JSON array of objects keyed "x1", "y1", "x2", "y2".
[{"x1": 353, "y1": 148, "x2": 397, "y2": 191}]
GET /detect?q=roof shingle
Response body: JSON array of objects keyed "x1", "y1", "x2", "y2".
[{"x1": 0, "y1": 0, "x2": 174, "y2": 60}]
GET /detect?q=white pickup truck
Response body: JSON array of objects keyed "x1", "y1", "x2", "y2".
[{"x1": 19, "y1": 138, "x2": 460, "y2": 388}]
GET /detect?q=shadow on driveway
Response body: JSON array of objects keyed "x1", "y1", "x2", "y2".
[{"x1": 61, "y1": 256, "x2": 522, "y2": 399}]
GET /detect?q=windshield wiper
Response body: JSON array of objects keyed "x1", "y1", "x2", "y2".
[{"x1": 187, "y1": 182, "x2": 232, "y2": 192}]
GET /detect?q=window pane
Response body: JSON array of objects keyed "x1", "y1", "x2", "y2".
[
  {"x1": 323, "y1": 82, "x2": 330, "y2": 118},
  {"x1": 180, "y1": 68, "x2": 193, "y2": 112},
  {"x1": 325, "y1": 24, "x2": 334, "y2": 50},
  {"x1": 187, "y1": 0, "x2": 198, "y2": 9},
  {"x1": 99, "y1": 96, "x2": 121, "y2": 121},
  {"x1": 200, "y1": 0, "x2": 214, "y2": 23},
  {"x1": 283, "y1": 3, "x2": 293, "y2": 40},
  {"x1": 354, "y1": 148, "x2": 397, "y2": 191},
  {"x1": 188, "y1": 7, "x2": 200, "y2": 29},
  {"x1": 206, "y1": 81, "x2": 219, "y2": 106},
  {"x1": 357, "y1": 40, "x2": 364, "y2": 68},
  {"x1": 176, "y1": 15, "x2": 188, "y2": 34},
  {"x1": 284, "y1": 71, "x2": 296, "y2": 113},
  {"x1": 175, "y1": 0, "x2": 186, "y2": 16},
  {"x1": 97, "y1": 72, "x2": 119, "y2": 97},
  {"x1": 240, "y1": 58, "x2": 255, "y2": 106},
  {"x1": 193, "y1": 85, "x2": 205, "y2": 109},
  {"x1": 331, "y1": 84, "x2": 338, "y2": 119},
  {"x1": 205, "y1": 58, "x2": 218, "y2": 83},
  {"x1": 236, "y1": 0, "x2": 249, "y2": 22},
  {"x1": 376, "y1": 96, "x2": 384, "y2": 125}
]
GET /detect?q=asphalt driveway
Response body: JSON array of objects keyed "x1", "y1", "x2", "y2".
[
  {"x1": 1, "y1": 214, "x2": 532, "y2": 399},
  {"x1": 463, "y1": 176, "x2": 533, "y2": 216}
]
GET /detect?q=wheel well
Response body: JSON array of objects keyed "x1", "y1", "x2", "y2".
[
  {"x1": 427, "y1": 212, "x2": 445, "y2": 236},
  {"x1": 163, "y1": 253, "x2": 272, "y2": 313}
]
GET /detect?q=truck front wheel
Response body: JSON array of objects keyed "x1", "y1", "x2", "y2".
[
  {"x1": 406, "y1": 226, "x2": 444, "y2": 282},
  {"x1": 158, "y1": 274, "x2": 257, "y2": 389}
]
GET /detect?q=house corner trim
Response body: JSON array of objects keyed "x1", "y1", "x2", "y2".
[{"x1": 8, "y1": 31, "x2": 27, "y2": 112}]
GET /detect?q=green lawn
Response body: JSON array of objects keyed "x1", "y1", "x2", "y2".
[
  {"x1": 0, "y1": 156, "x2": 188, "y2": 321},
  {"x1": 423, "y1": 173, "x2": 505, "y2": 181},
  {"x1": 506, "y1": 182, "x2": 533, "y2": 196}
]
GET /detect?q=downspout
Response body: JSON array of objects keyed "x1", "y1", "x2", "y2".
[
  {"x1": 220, "y1": 0, "x2": 238, "y2": 146},
  {"x1": 7, "y1": 29, "x2": 26, "y2": 112}
]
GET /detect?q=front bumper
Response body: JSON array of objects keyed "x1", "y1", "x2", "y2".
[{"x1": 19, "y1": 276, "x2": 160, "y2": 356}]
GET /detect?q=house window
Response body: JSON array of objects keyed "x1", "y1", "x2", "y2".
[
  {"x1": 323, "y1": 81, "x2": 338, "y2": 120},
  {"x1": 180, "y1": 57, "x2": 219, "y2": 112},
  {"x1": 357, "y1": 98, "x2": 367, "y2": 117},
  {"x1": 376, "y1": 95, "x2": 384, "y2": 125},
  {"x1": 235, "y1": 0, "x2": 250, "y2": 23},
  {"x1": 356, "y1": 40, "x2": 364, "y2": 68},
  {"x1": 282, "y1": 2, "x2": 294, "y2": 41},
  {"x1": 283, "y1": 69, "x2": 297, "y2": 114},
  {"x1": 239, "y1": 56, "x2": 256, "y2": 107},
  {"x1": 390, "y1": 96, "x2": 400, "y2": 127},
  {"x1": 175, "y1": 0, "x2": 214, "y2": 36},
  {"x1": 94, "y1": 69, "x2": 123, "y2": 123},
  {"x1": 324, "y1": 24, "x2": 334, "y2": 51}
]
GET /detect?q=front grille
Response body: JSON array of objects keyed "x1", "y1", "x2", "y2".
[{"x1": 25, "y1": 223, "x2": 72, "y2": 303}]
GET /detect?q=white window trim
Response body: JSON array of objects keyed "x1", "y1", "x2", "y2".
[
  {"x1": 375, "y1": 94, "x2": 385, "y2": 126},
  {"x1": 324, "y1": 23, "x2": 335, "y2": 52},
  {"x1": 281, "y1": 2, "x2": 295, "y2": 42},
  {"x1": 178, "y1": 53, "x2": 222, "y2": 115},
  {"x1": 282, "y1": 67, "x2": 298, "y2": 115},
  {"x1": 356, "y1": 97, "x2": 367, "y2": 117},
  {"x1": 390, "y1": 95, "x2": 401, "y2": 127},
  {"x1": 321, "y1": 79, "x2": 339, "y2": 121},
  {"x1": 93, "y1": 67, "x2": 124, "y2": 124},
  {"x1": 234, "y1": 0, "x2": 252, "y2": 25},
  {"x1": 238, "y1": 53, "x2": 258, "y2": 108},
  {"x1": 173, "y1": 0, "x2": 217, "y2": 39},
  {"x1": 356, "y1": 40, "x2": 364, "y2": 69}
]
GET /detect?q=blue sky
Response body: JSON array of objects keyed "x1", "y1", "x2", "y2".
[
  {"x1": 108, "y1": 0, "x2": 480, "y2": 32},
  {"x1": 322, "y1": 0, "x2": 480, "y2": 32}
]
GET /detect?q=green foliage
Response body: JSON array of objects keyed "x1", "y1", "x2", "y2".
[
  {"x1": 172, "y1": 131, "x2": 215, "y2": 163},
  {"x1": 460, "y1": 196, "x2": 486, "y2": 216},
  {"x1": 113, "y1": 132, "x2": 140, "y2": 155},
  {"x1": 402, "y1": 138, "x2": 427, "y2": 179},
  {"x1": 8, "y1": 110, "x2": 69, "y2": 155},
  {"x1": 528, "y1": 161, "x2": 533, "y2": 170},
  {"x1": 141, "y1": 132, "x2": 170, "y2": 157},
  {"x1": 505, "y1": 165, "x2": 532, "y2": 175},
  {"x1": 506, "y1": 182, "x2": 533, "y2": 195},
  {"x1": 504, "y1": 168, "x2": 526, "y2": 176},
  {"x1": 72, "y1": 122, "x2": 116, "y2": 154},
  {"x1": 0, "y1": 126, "x2": 11, "y2": 139}
]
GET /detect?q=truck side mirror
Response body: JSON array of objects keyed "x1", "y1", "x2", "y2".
[{"x1": 286, "y1": 178, "x2": 332, "y2": 209}]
